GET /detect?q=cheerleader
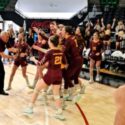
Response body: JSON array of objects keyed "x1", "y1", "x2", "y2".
[{"x1": 89, "y1": 31, "x2": 103, "y2": 83}]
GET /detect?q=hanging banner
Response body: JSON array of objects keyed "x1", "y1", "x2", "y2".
[{"x1": 31, "y1": 21, "x2": 50, "y2": 28}]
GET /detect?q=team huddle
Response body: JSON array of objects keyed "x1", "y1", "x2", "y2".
[
  {"x1": 0, "y1": 22, "x2": 86, "y2": 120},
  {"x1": 0, "y1": 21, "x2": 124, "y2": 124}
]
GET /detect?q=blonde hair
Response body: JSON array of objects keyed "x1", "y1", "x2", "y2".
[{"x1": 0, "y1": 31, "x2": 8, "y2": 37}]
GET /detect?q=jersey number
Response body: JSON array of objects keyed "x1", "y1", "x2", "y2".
[{"x1": 54, "y1": 56, "x2": 62, "y2": 65}]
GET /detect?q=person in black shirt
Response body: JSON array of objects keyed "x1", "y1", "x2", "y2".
[
  {"x1": 7, "y1": 28, "x2": 15, "y2": 64},
  {"x1": 0, "y1": 31, "x2": 16, "y2": 95}
]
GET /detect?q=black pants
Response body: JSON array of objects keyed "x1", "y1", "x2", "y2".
[{"x1": 0, "y1": 59, "x2": 5, "y2": 92}]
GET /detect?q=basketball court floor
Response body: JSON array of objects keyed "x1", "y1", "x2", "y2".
[{"x1": 0, "y1": 64, "x2": 116, "y2": 125}]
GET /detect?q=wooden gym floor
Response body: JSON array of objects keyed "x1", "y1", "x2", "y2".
[{"x1": 0, "y1": 64, "x2": 116, "y2": 125}]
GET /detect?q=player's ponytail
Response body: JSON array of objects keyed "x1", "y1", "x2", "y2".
[{"x1": 50, "y1": 35, "x2": 59, "y2": 47}]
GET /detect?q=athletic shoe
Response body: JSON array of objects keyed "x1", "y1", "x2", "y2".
[
  {"x1": 95, "y1": 75, "x2": 100, "y2": 82},
  {"x1": 63, "y1": 95, "x2": 73, "y2": 101},
  {"x1": 23, "y1": 107, "x2": 33, "y2": 114},
  {"x1": 54, "y1": 109, "x2": 65, "y2": 121}
]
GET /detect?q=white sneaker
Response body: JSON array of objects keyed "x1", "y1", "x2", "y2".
[
  {"x1": 54, "y1": 109, "x2": 65, "y2": 121},
  {"x1": 23, "y1": 107, "x2": 33, "y2": 114},
  {"x1": 95, "y1": 75, "x2": 100, "y2": 82},
  {"x1": 63, "y1": 95, "x2": 72, "y2": 101}
]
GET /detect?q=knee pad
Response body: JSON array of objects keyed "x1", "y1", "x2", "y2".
[{"x1": 54, "y1": 95, "x2": 60, "y2": 100}]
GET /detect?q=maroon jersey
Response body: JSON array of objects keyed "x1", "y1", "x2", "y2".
[
  {"x1": 64, "y1": 36, "x2": 81, "y2": 63},
  {"x1": 62, "y1": 36, "x2": 83, "y2": 89},
  {"x1": 89, "y1": 39, "x2": 103, "y2": 60},
  {"x1": 14, "y1": 42, "x2": 29, "y2": 61},
  {"x1": 40, "y1": 49, "x2": 66, "y2": 85},
  {"x1": 40, "y1": 49, "x2": 66, "y2": 69},
  {"x1": 75, "y1": 35, "x2": 85, "y2": 56}
]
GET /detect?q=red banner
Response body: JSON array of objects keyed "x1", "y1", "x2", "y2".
[{"x1": 31, "y1": 21, "x2": 50, "y2": 28}]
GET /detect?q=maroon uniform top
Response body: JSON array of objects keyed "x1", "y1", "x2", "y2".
[
  {"x1": 14, "y1": 42, "x2": 29, "y2": 61},
  {"x1": 75, "y1": 35, "x2": 85, "y2": 56},
  {"x1": 40, "y1": 49, "x2": 66, "y2": 69},
  {"x1": 89, "y1": 39, "x2": 103, "y2": 60},
  {"x1": 63, "y1": 36, "x2": 81, "y2": 64},
  {"x1": 40, "y1": 49, "x2": 66, "y2": 85},
  {"x1": 33, "y1": 41, "x2": 46, "y2": 61}
]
